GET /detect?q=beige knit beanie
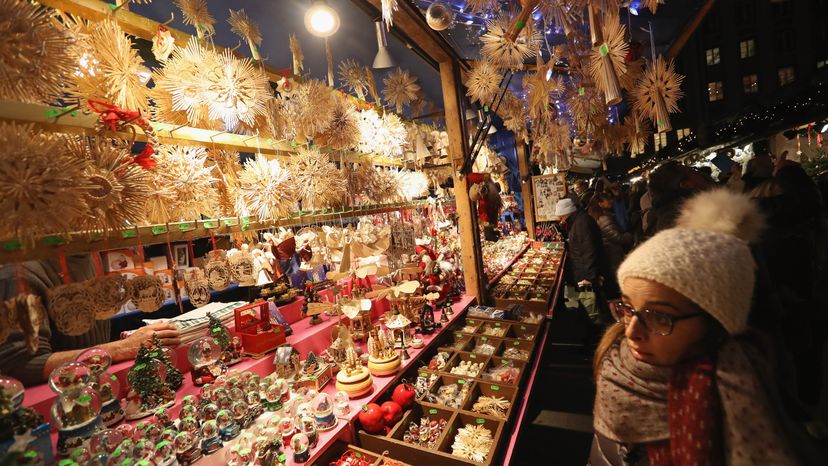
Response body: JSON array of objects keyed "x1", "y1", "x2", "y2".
[{"x1": 617, "y1": 188, "x2": 764, "y2": 335}]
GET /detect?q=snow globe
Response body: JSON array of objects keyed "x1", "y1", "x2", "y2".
[
  {"x1": 199, "y1": 419, "x2": 222, "y2": 455},
  {"x1": 49, "y1": 362, "x2": 104, "y2": 455},
  {"x1": 132, "y1": 438, "x2": 155, "y2": 462},
  {"x1": 173, "y1": 430, "x2": 201, "y2": 466},
  {"x1": 199, "y1": 403, "x2": 219, "y2": 422},
  {"x1": 178, "y1": 417, "x2": 199, "y2": 435},
  {"x1": 89, "y1": 429, "x2": 123, "y2": 455},
  {"x1": 333, "y1": 390, "x2": 351, "y2": 418},
  {"x1": 312, "y1": 393, "x2": 337, "y2": 430},
  {"x1": 77, "y1": 348, "x2": 123, "y2": 427},
  {"x1": 245, "y1": 390, "x2": 263, "y2": 420},
  {"x1": 294, "y1": 415, "x2": 318, "y2": 448},
  {"x1": 231, "y1": 399, "x2": 251, "y2": 429},
  {"x1": 154, "y1": 438, "x2": 178, "y2": 466},
  {"x1": 290, "y1": 433, "x2": 311, "y2": 463},
  {"x1": 124, "y1": 349, "x2": 175, "y2": 420},
  {"x1": 277, "y1": 417, "x2": 295, "y2": 445},
  {"x1": 263, "y1": 378, "x2": 288, "y2": 411},
  {"x1": 216, "y1": 409, "x2": 239, "y2": 441},
  {"x1": 188, "y1": 337, "x2": 226, "y2": 386}
]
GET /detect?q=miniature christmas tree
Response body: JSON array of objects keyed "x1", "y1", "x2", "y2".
[
  {"x1": 148, "y1": 335, "x2": 183, "y2": 391},
  {"x1": 126, "y1": 346, "x2": 175, "y2": 417},
  {"x1": 303, "y1": 352, "x2": 319, "y2": 374},
  {"x1": 207, "y1": 312, "x2": 231, "y2": 352}
]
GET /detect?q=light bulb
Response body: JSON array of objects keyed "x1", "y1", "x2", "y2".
[{"x1": 305, "y1": 1, "x2": 340, "y2": 38}]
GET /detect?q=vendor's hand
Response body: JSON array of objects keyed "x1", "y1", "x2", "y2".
[{"x1": 115, "y1": 323, "x2": 180, "y2": 360}]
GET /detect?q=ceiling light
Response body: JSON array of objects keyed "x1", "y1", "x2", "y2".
[
  {"x1": 821, "y1": 122, "x2": 828, "y2": 133},
  {"x1": 372, "y1": 21, "x2": 396, "y2": 69},
  {"x1": 304, "y1": 0, "x2": 340, "y2": 38}
]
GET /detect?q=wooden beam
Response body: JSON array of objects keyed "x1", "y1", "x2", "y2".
[
  {"x1": 515, "y1": 142, "x2": 536, "y2": 240},
  {"x1": 440, "y1": 61, "x2": 484, "y2": 302},
  {"x1": 354, "y1": 0, "x2": 469, "y2": 71},
  {"x1": 35, "y1": 0, "x2": 288, "y2": 83},
  {"x1": 666, "y1": 0, "x2": 718, "y2": 59},
  {"x1": 0, "y1": 101, "x2": 404, "y2": 167}
]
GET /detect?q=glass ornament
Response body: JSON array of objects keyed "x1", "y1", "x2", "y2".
[
  {"x1": 0, "y1": 376, "x2": 24, "y2": 410},
  {"x1": 90, "y1": 429, "x2": 123, "y2": 454},
  {"x1": 77, "y1": 348, "x2": 112, "y2": 375},
  {"x1": 49, "y1": 362, "x2": 92, "y2": 395}
]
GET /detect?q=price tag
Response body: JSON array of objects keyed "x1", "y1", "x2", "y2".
[
  {"x1": 429, "y1": 409, "x2": 437, "y2": 415},
  {"x1": 224, "y1": 218, "x2": 239, "y2": 227},
  {"x1": 495, "y1": 322, "x2": 501, "y2": 327},
  {"x1": 513, "y1": 341, "x2": 520, "y2": 346},
  {"x1": 43, "y1": 236, "x2": 65, "y2": 245},
  {"x1": 178, "y1": 223, "x2": 194, "y2": 232},
  {"x1": 481, "y1": 337, "x2": 488, "y2": 342},
  {"x1": 2, "y1": 240, "x2": 21, "y2": 252},
  {"x1": 490, "y1": 385, "x2": 500, "y2": 391},
  {"x1": 202, "y1": 220, "x2": 218, "y2": 229},
  {"x1": 469, "y1": 354, "x2": 476, "y2": 359},
  {"x1": 151, "y1": 225, "x2": 167, "y2": 235},
  {"x1": 274, "y1": 327, "x2": 281, "y2": 333},
  {"x1": 457, "y1": 379, "x2": 465, "y2": 385},
  {"x1": 420, "y1": 372, "x2": 428, "y2": 378},
  {"x1": 476, "y1": 418, "x2": 485, "y2": 425},
  {"x1": 240, "y1": 217, "x2": 251, "y2": 231}
]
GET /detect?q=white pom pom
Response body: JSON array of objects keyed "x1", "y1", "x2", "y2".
[{"x1": 676, "y1": 188, "x2": 764, "y2": 242}]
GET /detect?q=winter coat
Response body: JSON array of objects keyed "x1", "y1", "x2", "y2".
[
  {"x1": 596, "y1": 214, "x2": 633, "y2": 274},
  {"x1": 564, "y1": 210, "x2": 609, "y2": 284}
]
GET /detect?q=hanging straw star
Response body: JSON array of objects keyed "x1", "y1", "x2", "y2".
[
  {"x1": 383, "y1": 68, "x2": 420, "y2": 113},
  {"x1": 538, "y1": 0, "x2": 585, "y2": 35},
  {"x1": 203, "y1": 50, "x2": 270, "y2": 130},
  {"x1": 236, "y1": 156, "x2": 298, "y2": 222},
  {"x1": 495, "y1": 91, "x2": 527, "y2": 134},
  {"x1": 357, "y1": 110, "x2": 407, "y2": 158},
  {"x1": 0, "y1": 0, "x2": 76, "y2": 103},
  {"x1": 68, "y1": 137, "x2": 151, "y2": 232},
  {"x1": 146, "y1": 145, "x2": 218, "y2": 223},
  {"x1": 587, "y1": 13, "x2": 628, "y2": 105},
  {"x1": 525, "y1": 58, "x2": 554, "y2": 122},
  {"x1": 465, "y1": 60, "x2": 501, "y2": 106},
  {"x1": 381, "y1": 0, "x2": 398, "y2": 27},
  {"x1": 315, "y1": 93, "x2": 360, "y2": 151},
  {"x1": 0, "y1": 123, "x2": 89, "y2": 243},
  {"x1": 623, "y1": 113, "x2": 651, "y2": 157},
  {"x1": 208, "y1": 149, "x2": 241, "y2": 217},
  {"x1": 228, "y1": 9, "x2": 263, "y2": 60},
  {"x1": 290, "y1": 34, "x2": 304, "y2": 75},
  {"x1": 632, "y1": 55, "x2": 684, "y2": 133},
  {"x1": 288, "y1": 146, "x2": 348, "y2": 211},
  {"x1": 277, "y1": 78, "x2": 337, "y2": 144},
  {"x1": 642, "y1": 0, "x2": 665, "y2": 14},
  {"x1": 174, "y1": 0, "x2": 215, "y2": 38},
  {"x1": 339, "y1": 59, "x2": 368, "y2": 100},
  {"x1": 67, "y1": 19, "x2": 151, "y2": 113},
  {"x1": 466, "y1": 0, "x2": 497, "y2": 13},
  {"x1": 480, "y1": 14, "x2": 542, "y2": 71}
]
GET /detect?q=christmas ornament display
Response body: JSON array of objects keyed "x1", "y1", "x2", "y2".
[
  {"x1": 632, "y1": 55, "x2": 685, "y2": 133},
  {"x1": 335, "y1": 347, "x2": 373, "y2": 398},
  {"x1": 129, "y1": 275, "x2": 166, "y2": 313},
  {"x1": 382, "y1": 68, "x2": 420, "y2": 113},
  {"x1": 175, "y1": 0, "x2": 216, "y2": 38},
  {"x1": 48, "y1": 283, "x2": 97, "y2": 337},
  {"x1": 235, "y1": 156, "x2": 297, "y2": 222},
  {"x1": 480, "y1": 14, "x2": 541, "y2": 71},
  {"x1": 451, "y1": 423, "x2": 494, "y2": 462},
  {"x1": 184, "y1": 268, "x2": 211, "y2": 308},
  {"x1": 48, "y1": 362, "x2": 104, "y2": 455}
]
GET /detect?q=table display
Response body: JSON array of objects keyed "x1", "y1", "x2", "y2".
[
  {"x1": 489, "y1": 242, "x2": 565, "y2": 313},
  {"x1": 481, "y1": 234, "x2": 529, "y2": 284}
]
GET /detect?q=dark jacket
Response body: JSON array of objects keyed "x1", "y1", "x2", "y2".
[
  {"x1": 596, "y1": 214, "x2": 633, "y2": 274},
  {"x1": 564, "y1": 210, "x2": 608, "y2": 284}
]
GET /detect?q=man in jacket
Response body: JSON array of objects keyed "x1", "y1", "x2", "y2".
[{"x1": 555, "y1": 198, "x2": 611, "y2": 324}]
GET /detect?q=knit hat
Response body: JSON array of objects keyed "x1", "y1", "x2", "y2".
[
  {"x1": 554, "y1": 198, "x2": 577, "y2": 217},
  {"x1": 617, "y1": 189, "x2": 763, "y2": 335}
]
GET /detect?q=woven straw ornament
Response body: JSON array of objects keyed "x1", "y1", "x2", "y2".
[
  {"x1": 228, "y1": 245, "x2": 255, "y2": 286},
  {"x1": 236, "y1": 156, "x2": 298, "y2": 222},
  {"x1": 642, "y1": 0, "x2": 665, "y2": 13},
  {"x1": 277, "y1": 79, "x2": 337, "y2": 144},
  {"x1": 204, "y1": 249, "x2": 232, "y2": 291},
  {"x1": 357, "y1": 109, "x2": 407, "y2": 159},
  {"x1": 397, "y1": 171, "x2": 430, "y2": 201},
  {"x1": 465, "y1": 0, "x2": 497, "y2": 13},
  {"x1": 315, "y1": 93, "x2": 360, "y2": 151},
  {"x1": 90, "y1": 274, "x2": 131, "y2": 319},
  {"x1": 129, "y1": 275, "x2": 165, "y2": 312},
  {"x1": 0, "y1": 0, "x2": 76, "y2": 103},
  {"x1": 632, "y1": 56, "x2": 684, "y2": 133},
  {"x1": 383, "y1": 68, "x2": 420, "y2": 114},
  {"x1": 0, "y1": 123, "x2": 89, "y2": 243},
  {"x1": 288, "y1": 146, "x2": 348, "y2": 211},
  {"x1": 465, "y1": 60, "x2": 501, "y2": 106},
  {"x1": 48, "y1": 283, "x2": 97, "y2": 336},
  {"x1": 3, "y1": 294, "x2": 46, "y2": 353},
  {"x1": 539, "y1": 0, "x2": 585, "y2": 33},
  {"x1": 381, "y1": 0, "x2": 398, "y2": 27},
  {"x1": 146, "y1": 145, "x2": 218, "y2": 223},
  {"x1": 174, "y1": 0, "x2": 215, "y2": 37},
  {"x1": 203, "y1": 50, "x2": 270, "y2": 130},
  {"x1": 587, "y1": 14, "x2": 628, "y2": 105},
  {"x1": 184, "y1": 268, "x2": 211, "y2": 307},
  {"x1": 480, "y1": 14, "x2": 541, "y2": 71},
  {"x1": 228, "y1": 9, "x2": 263, "y2": 60},
  {"x1": 338, "y1": 59, "x2": 368, "y2": 100}
]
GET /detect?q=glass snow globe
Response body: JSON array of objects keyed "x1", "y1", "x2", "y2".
[
  {"x1": 312, "y1": 393, "x2": 337, "y2": 430},
  {"x1": 90, "y1": 429, "x2": 123, "y2": 455},
  {"x1": 291, "y1": 433, "x2": 311, "y2": 463},
  {"x1": 216, "y1": 409, "x2": 239, "y2": 441},
  {"x1": 333, "y1": 390, "x2": 351, "y2": 418},
  {"x1": 199, "y1": 419, "x2": 222, "y2": 455},
  {"x1": 188, "y1": 337, "x2": 226, "y2": 386},
  {"x1": 49, "y1": 362, "x2": 104, "y2": 455},
  {"x1": 78, "y1": 348, "x2": 123, "y2": 426},
  {"x1": 174, "y1": 430, "x2": 202, "y2": 465}
]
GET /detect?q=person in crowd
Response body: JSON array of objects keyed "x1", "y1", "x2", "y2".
[
  {"x1": 0, "y1": 257, "x2": 180, "y2": 386},
  {"x1": 590, "y1": 188, "x2": 821, "y2": 466},
  {"x1": 555, "y1": 198, "x2": 610, "y2": 324},
  {"x1": 626, "y1": 181, "x2": 647, "y2": 244},
  {"x1": 608, "y1": 183, "x2": 629, "y2": 233},
  {"x1": 571, "y1": 179, "x2": 594, "y2": 210},
  {"x1": 644, "y1": 161, "x2": 712, "y2": 237},
  {"x1": 587, "y1": 193, "x2": 633, "y2": 299}
]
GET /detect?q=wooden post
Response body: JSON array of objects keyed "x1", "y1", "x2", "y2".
[
  {"x1": 515, "y1": 141, "x2": 536, "y2": 240},
  {"x1": 440, "y1": 60, "x2": 485, "y2": 302}
]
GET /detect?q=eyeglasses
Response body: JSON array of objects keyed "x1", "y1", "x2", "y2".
[{"x1": 609, "y1": 301, "x2": 706, "y2": 336}]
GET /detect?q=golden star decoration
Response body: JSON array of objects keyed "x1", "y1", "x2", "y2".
[{"x1": 382, "y1": 68, "x2": 421, "y2": 114}]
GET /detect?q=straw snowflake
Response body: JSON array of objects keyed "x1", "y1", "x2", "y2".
[
  {"x1": 0, "y1": 0, "x2": 76, "y2": 103},
  {"x1": 397, "y1": 171, "x2": 429, "y2": 200},
  {"x1": 203, "y1": 51, "x2": 270, "y2": 130},
  {"x1": 466, "y1": 60, "x2": 502, "y2": 106},
  {"x1": 383, "y1": 68, "x2": 421, "y2": 113},
  {"x1": 151, "y1": 38, "x2": 220, "y2": 129},
  {"x1": 236, "y1": 156, "x2": 297, "y2": 222},
  {"x1": 623, "y1": 113, "x2": 651, "y2": 157},
  {"x1": 620, "y1": 57, "x2": 644, "y2": 91},
  {"x1": 466, "y1": 0, "x2": 497, "y2": 13},
  {"x1": 67, "y1": 19, "x2": 150, "y2": 112},
  {"x1": 525, "y1": 60, "x2": 556, "y2": 122},
  {"x1": 381, "y1": 0, "x2": 398, "y2": 27},
  {"x1": 495, "y1": 91, "x2": 527, "y2": 134},
  {"x1": 68, "y1": 137, "x2": 151, "y2": 232},
  {"x1": 315, "y1": 93, "x2": 360, "y2": 151},
  {"x1": 288, "y1": 147, "x2": 348, "y2": 210},
  {"x1": 278, "y1": 78, "x2": 337, "y2": 144},
  {"x1": 339, "y1": 59, "x2": 368, "y2": 100},
  {"x1": 357, "y1": 109, "x2": 407, "y2": 158},
  {"x1": 539, "y1": 0, "x2": 585, "y2": 31},
  {"x1": 452, "y1": 424, "x2": 494, "y2": 463},
  {"x1": 480, "y1": 14, "x2": 541, "y2": 71},
  {"x1": 174, "y1": 0, "x2": 215, "y2": 37},
  {"x1": 0, "y1": 123, "x2": 89, "y2": 243},
  {"x1": 566, "y1": 83, "x2": 608, "y2": 132},
  {"x1": 642, "y1": 0, "x2": 665, "y2": 13},
  {"x1": 146, "y1": 145, "x2": 218, "y2": 223},
  {"x1": 228, "y1": 9, "x2": 262, "y2": 48},
  {"x1": 632, "y1": 56, "x2": 684, "y2": 128},
  {"x1": 588, "y1": 14, "x2": 629, "y2": 100}
]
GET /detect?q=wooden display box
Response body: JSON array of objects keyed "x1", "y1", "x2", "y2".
[
  {"x1": 233, "y1": 301, "x2": 286, "y2": 357},
  {"x1": 437, "y1": 331, "x2": 473, "y2": 354},
  {"x1": 476, "y1": 321, "x2": 511, "y2": 338},
  {"x1": 469, "y1": 336, "x2": 504, "y2": 358},
  {"x1": 462, "y1": 381, "x2": 518, "y2": 421},
  {"x1": 319, "y1": 441, "x2": 414, "y2": 466},
  {"x1": 422, "y1": 374, "x2": 476, "y2": 411},
  {"x1": 454, "y1": 317, "x2": 483, "y2": 335},
  {"x1": 444, "y1": 352, "x2": 489, "y2": 379},
  {"x1": 478, "y1": 356, "x2": 526, "y2": 387}
]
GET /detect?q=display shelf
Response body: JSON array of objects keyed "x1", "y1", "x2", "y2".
[
  {"x1": 486, "y1": 243, "x2": 530, "y2": 288},
  {"x1": 0, "y1": 100, "x2": 405, "y2": 168},
  {"x1": 29, "y1": 295, "x2": 475, "y2": 465},
  {"x1": 0, "y1": 197, "x2": 455, "y2": 265}
]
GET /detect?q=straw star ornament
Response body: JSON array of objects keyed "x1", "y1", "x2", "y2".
[
  {"x1": 632, "y1": 56, "x2": 684, "y2": 133},
  {"x1": 288, "y1": 147, "x2": 348, "y2": 211},
  {"x1": 151, "y1": 38, "x2": 220, "y2": 129},
  {"x1": 228, "y1": 9, "x2": 263, "y2": 60},
  {"x1": 146, "y1": 145, "x2": 219, "y2": 223},
  {"x1": 236, "y1": 156, "x2": 298, "y2": 222},
  {"x1": 315, "y1": 93, "x2": 360, "y2": 151},
  {"x1": 203, "y1": 51, "x2": 270, "y2": 130},
  {"x1": 383, "y1": 68, "x2": 420, "y2": 113},
  {"x1": 339, "y1": 59, "x2": 368, "y2": 100},
  {"x1": 480, "y1": 14, "x2": 541, "y2": 71},
  {"x1": 174, "y1": 0, "x2": 215, "y2": 37},
  {"x1": 465, "y1": 60, "x2": 501, "y2": 106}
]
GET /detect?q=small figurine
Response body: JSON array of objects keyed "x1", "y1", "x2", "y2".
[
  {"x1": 334, "y1": 347, "x2": 373, "y2": 398},
  {"x1": 312, "y1": 393, "x2": 337, "y2": 431},
  {"x1": 418, "y1": 300, "x2": 438, "y2": 334},
  {"x1": 77, "y1": 349, "x2": 124, "y2": 427},
  {"x1": 124, "y1": 347, "x2": 176, "y2": 420},
  {"x1": 366, "y1": 326, "x2": 400, "y2": 376}
]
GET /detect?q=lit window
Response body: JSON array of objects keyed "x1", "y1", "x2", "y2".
[
  {"x1": 742, "y1": 74, "x2": 759, "y2": 94},
  {"x1": 708, "y1": 81, "x2": 724, "y2": 102},
  {"x1": 705, "y1": 47, "x2": 720, "y2": 65},
  {"x1": 739, "y1": 39, "x2": 755, "y2": 59},
  {"x1": 653, "y1": 133, "x2": 668, "y2": 151},
  {"x1": 778, "y1": 66, "x2": 795, "y2": 86},
  {"x1": 677, "y1": 128, "x2": 691, "y2": 140},
  {"x1": 817, "y1": 59, "x2": 826, "y2": 69}
]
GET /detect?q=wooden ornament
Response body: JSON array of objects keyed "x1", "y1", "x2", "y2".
[
  {"x1": 184, "y1": 268, "x2": 211, "y2": 308},
  {"x1": 204, "y1": 250, "x2": 232, "y2": 291},
  {"x1": 91, "y1": 274, "x2": 131, "y2": 319},
  {"x1": 48, "y1": 283, "x2": 97, "y2": 336},
  {"x1": 129, "y1": 275, "x2": 166, "y2": 313},
  {"x1": 228, "y1": 245, "x2": 255, "y2": 287},
  {"x1": 4, "y1": 294, "x2": 46, "y2": 352}
]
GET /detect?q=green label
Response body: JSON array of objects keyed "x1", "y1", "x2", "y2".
[
  {"x1": 495, "y1": 322, "x2": 501, "y2": 327},
  {"x1": 240, "y1": 217, "x2": 251, "y2": 231},
  {"x1": 2, "y1": 240, "x2": 21, "y2": 252},
  {"x1": 354, "y1": 452, "x2": 362, "y2": 458},
  {"x1": 578, "y1": 87, "x2": 585, "y2": 96},
  {"x1": 502, "y1": 360, "x2": 509, "y2": 365},
  {"x1": 481, "y1": 337, "x2": 488, "y2": 342},
  {"x1": 420, "y1": 372, "x2": 428, "y2": 378},
  {"x1": 469, "y1": 354, "x2": 476, "y2": 359},
  {"x1": 203, "y1": 221, "x2": 217, "y2": 229},
  {"x1": 520, "y1": 326, "x2": 527, "y2": 330},
  {"x1": 455, "y1": 333, "x2": 462, "y2": 338},
  {"x1": 178, "y1": 223, "x2": 194, "y2": 232},
  {"x1": 429, "y1": 409, "x2": 437, "y2": 415},
  {"x1": 151, "y1": 225, "x2": 167, "y2": 235},
  {"x1": 121, "y1": 229, "x2": 137, "y2": 239},
  {"x1": 78, "y1": 395, "x2": 91, "y2": 403},
  {"x1": 274, "y1": 327, "x2": 281, "y2": 333},
  {"x1": 476, "y1": 418, "x2": 485, "y2": 425},
  {"x1": 600, "y1": 43, "x2": 609, "y2": 56},
  {"x1": 150, "y1": 352, "x2": 158, "y2": 357},
  {"x1": 457, "y1": 379, "x2": 465, "y2": 385},
  {"x1": 111, "y1": 375, "x2": 118, "y2": 381},
  {"x1": 513, "y1": 341, "x2": 520, "y2": 346},
  {"x1": 134, "y1": 363, "x2": 146, "y2": 371},
  {"x1": 491, "y1": 385, "x2": 500, "y2": 391},
  {"x1": 224, "y1": 219, "x2": 239, "y2": 227},
  {"x1": 211, "y1": 328, "x2": 221, "y2": 334},
  {"x1": 43, "y1": 236, "x2": 65, "y2": 245}
]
